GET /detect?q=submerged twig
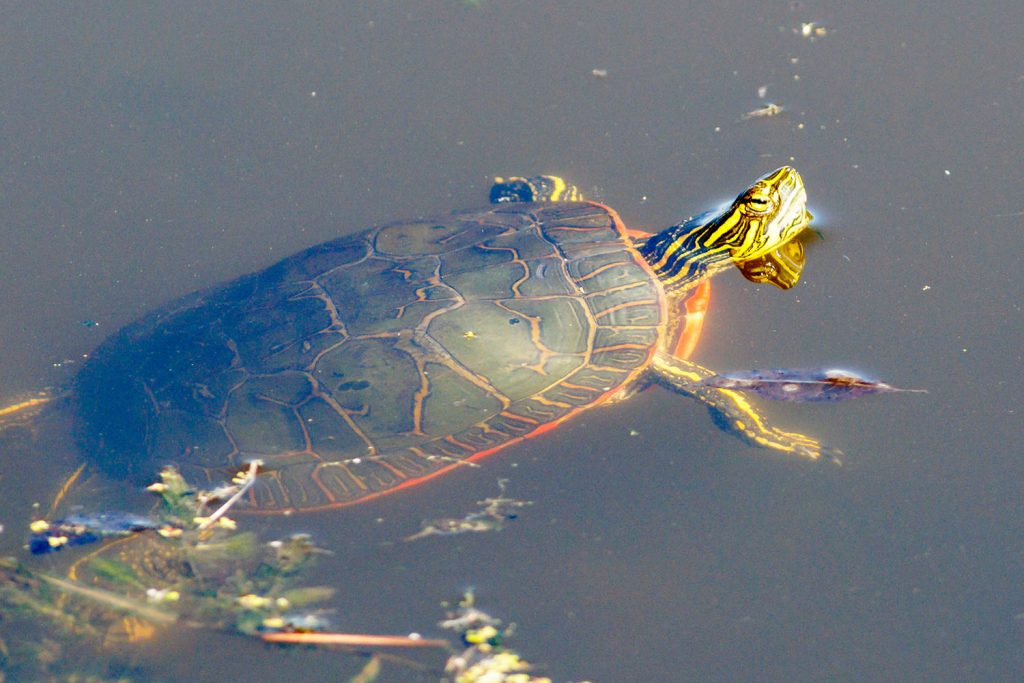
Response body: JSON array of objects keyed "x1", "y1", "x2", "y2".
[
  {"x1": 35, "y1": 572, "x2": 177, "y2": 626},
  {"x1": 261, "y1": 632, "x2": 449, "y2": 648},
  {"x1": 197, "y1": 459, "x2": 261, "y2": 532}
]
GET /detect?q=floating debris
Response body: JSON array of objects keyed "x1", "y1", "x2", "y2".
[
  {"x1": 697, "y1": 368, "x2": 926, "y2": 402},
  {"x1": 440, "y1": 591, "x2": 589, "y2": 683},
  {"x1": 591, "y1": 68, "x2": 608, "y2": 79},
  {"x1": 798, "y1": 21, "x2": 829, "y2": 39},
  {"x1": 9, "y1": 467, "x2": 338, "y2": 635},
  {"x1": 3, "y1": 464, "x2": 600, "y2": 681},
  {"x1": 742, "y1": 103, "x2": 784, "y2": 120},
  {"x1": 405, "y1": 479, "x2": 532, "y2": 541},
  {"x1": 3, "y1": 465, "x2": 456, "y2": 677}
]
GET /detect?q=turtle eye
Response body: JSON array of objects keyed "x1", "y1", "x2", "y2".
[
  {"x1": 744, "y1": 195, "x2": 771, "y2": 214},
  {"x1": 742, "y1": 186, "x2": 776, "y2": 216}
]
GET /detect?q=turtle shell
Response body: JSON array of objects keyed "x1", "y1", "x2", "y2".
[{"x1": 74, "y1": 202, "x2": 668, "y2": 511}]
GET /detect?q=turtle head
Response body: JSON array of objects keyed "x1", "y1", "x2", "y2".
[
  {"x1": 726, "y1": 166, "x2": 812, "y2": 263},
  {"x1": 639, "y1": 166, "x2": 813, "y2": 292}
]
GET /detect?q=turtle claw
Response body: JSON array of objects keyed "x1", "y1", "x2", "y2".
[
  {"x1": 704, "y1": 401, "x2": 830, "y2": 463},
  {"x1": 822, "y1": 446, "x2": 844, "y2": 467},
  {"x1": 780, "y1": 429, "x2": 844, "y2": 463},
  {"x1": 798, "y1": 443, "x2": 844, "y2": 466}
]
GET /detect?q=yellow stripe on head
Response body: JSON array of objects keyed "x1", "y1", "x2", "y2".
[{"x1": 640, "y1": 166, "x2": 811, "y2": 292}]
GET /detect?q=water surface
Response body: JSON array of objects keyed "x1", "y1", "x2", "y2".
[{"x1": 2, "y1": 2, "x2": 1023, "y2": 680}]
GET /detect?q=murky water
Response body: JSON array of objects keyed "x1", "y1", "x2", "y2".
[{"x1": 2, "y1": 2, "x2": 1023, "y2": 680}]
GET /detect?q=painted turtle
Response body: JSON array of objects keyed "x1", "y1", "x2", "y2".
[{"x1": 74, "y1": 167, "x2": 820, "y2": 513}]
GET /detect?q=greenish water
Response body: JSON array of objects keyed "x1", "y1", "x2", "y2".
[{"x1": 2, "y1": 2, "x2": 1022, "y2": 680}]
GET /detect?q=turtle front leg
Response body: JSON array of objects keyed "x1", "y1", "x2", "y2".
[{"x1": 650, "y1": 351, "x2": 837, "y2": 462}]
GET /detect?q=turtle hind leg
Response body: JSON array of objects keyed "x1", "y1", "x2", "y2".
[
  {"x1": 489, "y1": 175, "x2": 582, "y2": 204},
  {"x1": 650, "y1": 351, "x2": 840, "y2": 463}
]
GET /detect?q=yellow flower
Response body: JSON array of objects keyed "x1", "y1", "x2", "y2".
[
  {"x1": 146, "y1": 588, "x2": 181, "y2": 603},
  {"x1": 464, "y1": 625, "x2": 498, "y2": 644},
  {"x1": 47, "y1": 536, "x2": 68, "y2": 548},
  {"x1": 217, "y1": 517, "x2": 237, "y2": 530},
  {"x1": 237, "y1": 594, "x2": 271, "y2": 609},
  {"x1": 262, "y1": 617, "x2": 285, "y2": 629},
  {"x1": 489, "y1": 652, "x2": 525, "y2": 671},
  {"x1": 29, "y1": 520, "x2": 50, "y2": 533},
  {"x1": 157, "y1": 526, "x2": 183, "y2": 538}
]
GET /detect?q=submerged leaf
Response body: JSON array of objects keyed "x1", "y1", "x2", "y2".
[
  {"x1": 350, "y1": 655, "x2": 382, "y2": 683},
  {"x1": 279, "y1": 586, "x2": 337, "y2": 608},
  {"x1": 698, "y1": 368, "x2": 926, "y2": 402},
  {"x1": 85, "y1": 557, "x2": 146, "y2": 590}
]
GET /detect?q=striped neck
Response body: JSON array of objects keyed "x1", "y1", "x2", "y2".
[{"x1": 637, "y1": 215, "x2": 738, "y2": 292}]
